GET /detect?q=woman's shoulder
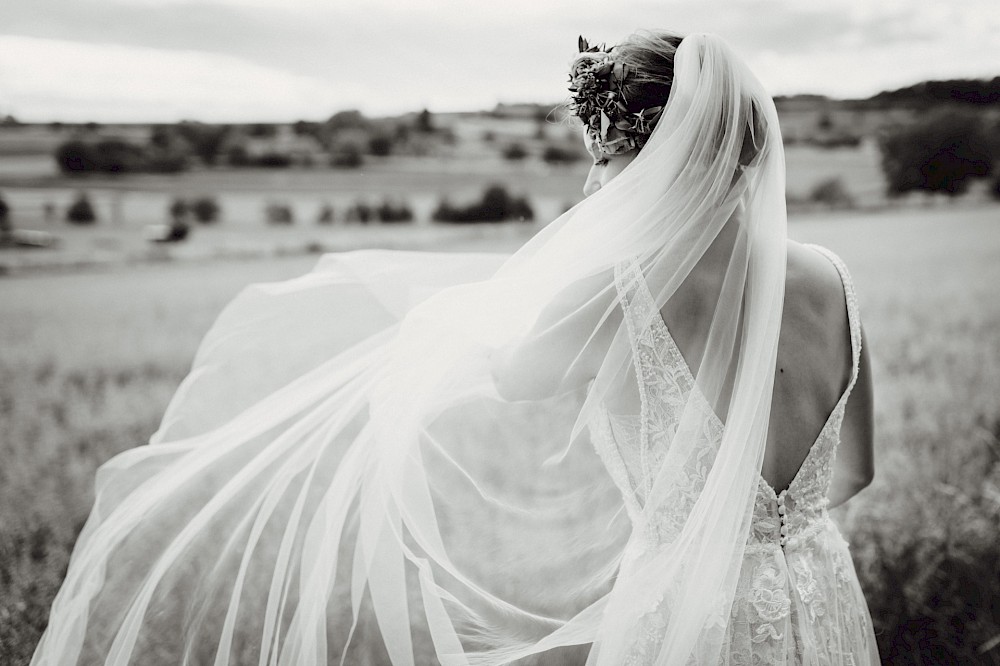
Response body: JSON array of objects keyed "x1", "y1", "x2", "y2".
[
  {"x1": 785, "y1": 241, "x2": 852, "y2": 317},
  {"x1": 781, "y1": 240, "x2": 854, "y2": 363}
]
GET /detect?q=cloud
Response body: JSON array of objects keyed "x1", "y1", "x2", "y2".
[
  {"x1": 0, "y1": 36, "x2": 357, "y2": 122},
  {"x1": 1, "y1": 0, "x2": 997, "y2": 121}
]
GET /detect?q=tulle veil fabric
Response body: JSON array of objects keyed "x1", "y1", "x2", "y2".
[{"x1": 32, "y1": 33, "x2": 788, "y2": 665}]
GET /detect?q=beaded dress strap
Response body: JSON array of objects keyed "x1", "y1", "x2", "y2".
[{"x1": 804, "y1": 244, "x2": 863, "y2": 403}]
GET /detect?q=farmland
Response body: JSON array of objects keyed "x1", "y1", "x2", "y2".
[
  {"x1": 1, "y1": 202, "x2": 999, "y2": 663},
  {"x1": 0, "y1": 139, "x2": 903, "y2": 277}
]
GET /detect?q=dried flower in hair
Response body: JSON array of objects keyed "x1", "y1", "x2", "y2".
[{"x1": 568, "y1": 35, "x2": 666, "y2": 155}]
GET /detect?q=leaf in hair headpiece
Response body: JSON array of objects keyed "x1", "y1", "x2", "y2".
[{"x1": 567, "y1": 35, "x2": 665, "y2": 152}]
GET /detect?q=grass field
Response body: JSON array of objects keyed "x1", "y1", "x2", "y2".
[
  {"x1": 0, "y1": 143, "x2": 895, "y2": 276},
  {"x1": 0, "y1": 143, "x2": 887, "y2": 231},
  {"x1": 1, "y1": 204, "x2": 999, "y2": 664}
]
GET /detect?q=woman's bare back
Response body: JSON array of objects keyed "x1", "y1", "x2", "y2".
[
  {"x1": 663, "y1": 239, "x2": 873, "y2": 501},
  {"x1": 764, "y1": 241, "x2": 858, "y2": 492},
  {"x1": 492, "y1": 237, "x2": 873, "y2": 504}
]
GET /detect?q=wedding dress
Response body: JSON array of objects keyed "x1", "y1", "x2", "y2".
[
  {"x1": 592, "y1": 249, "x2": 879, "y2": 664},
  {"x1": 31, "y1": 33, "x2": 879, "y2": 665}
]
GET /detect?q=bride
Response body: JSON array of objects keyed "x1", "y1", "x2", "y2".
[{"x1": 33, "y1": 30, "x2": 879, "y2": 665}]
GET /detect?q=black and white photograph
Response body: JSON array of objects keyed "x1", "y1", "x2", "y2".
[{"x1": 1, "y1": 1, "x2": 999, "y2": 664}]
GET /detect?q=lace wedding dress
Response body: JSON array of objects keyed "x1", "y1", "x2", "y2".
[
  {"x1": 590, "y1": 245, "x2": 880, "y2": 665},
  {"x1": 31, "y1": 36, "x2": 876, "y2": 666}
]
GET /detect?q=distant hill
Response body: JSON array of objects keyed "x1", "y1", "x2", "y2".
[
  {"x1": 776, "y1": 76, "x2": 1000, "y2": 111},
  {"x1": 865, "y1": 77, "x2": 1000, "y2": 107}
]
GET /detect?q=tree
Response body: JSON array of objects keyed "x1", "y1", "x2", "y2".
[
  {"x1": 0, "y1": 193, "x2": 10, "y2": 238},
  {"x1": 375, "y1": 198, "x2": 414, "y2": 223},
  {"x1": 54, "y1": 138, "x2": 146, "y2": 174},
  {"x1": 66, "y1": 193, "x2": 97, "y2": 224},
  {"x1": 149, "y1": 125, "x2": 174, "y2": 149},
  {"x1": 878, "y1": 109, "x2": 994, "y2": 197},
  {"x1": 55, "y1": 140, "x2": 97, "y2": 174},
  {"x1": 161, "y1": 199, "x2": 191, "y2": 242},
  {"x1": 808, "y1": 178, "x2": 855, "y2": 209},
  {"x1": 92, "y1": 139, "x2": 145, "y2": 173},
  {"x1": 542, "y1": 144, "x2": 584, "y2": 164},
  {"x1": 175, "y1": 122, "x2": 230, "y2": 166},
  {"x1": 368, "y1": 134, "x2": 393, "y2": 156},
  {"x1": 327, "y1": 110, "x2": 369, "y2": 132},
  {"x1": 502, "y1": 143, "x2": 528, "y2": 161},
  {"x1": 144, "y1": 149, "x2": 188, "y2": 173},
  {"x1": 161, "y1": 222, "x2": 189, "y2": 242},
  {"x1": 255, "y1": 152, "x2": 293, "y2": 168},
  {"x1": 226, "y1": 144, "x2": 251, "y2": 167},
  {"x1": 415, "y1": 108, "x2": 434, "y2": 133},
  {"x1": 432, "y1": 185, "x2": 534, "y2": 223},
  {"x1": 191, "y1": 197, "x2": 220, "y2": 224},
  {"x1": 330, "y1": 142, "x2": 363, "y2": 168},
  {"x1": 344, "y1": 201, "x2": 373, "y2": 224},
  {"x1": 991, "y1": 175, "x2": 1000, "y2": 201},
  {"x1": 247, "y1": 123, "x2": 277, "y2": 138},
  {"x1": 169, "y1": 198, "x2": 190, "y2": 223},
  {"x1": 317, "y1": 204, "x2": 335, "y2": 224},
  {"x1": 293, "y1": 120, "x2": 321, "y2": 136},
  {"x1": 265, "y1": 203, "x2": 294, "y2": 225}
]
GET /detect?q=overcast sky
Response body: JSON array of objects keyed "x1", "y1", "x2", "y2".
[{"x1": 1, "y1": 0, "x2": 998, "y2": 122}]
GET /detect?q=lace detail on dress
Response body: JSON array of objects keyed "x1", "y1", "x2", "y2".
[
  {"x1": 621, "y1": 585, "x2": 732, "y2": 666},
  {"x1": 747, "y1": 563, "x2": 792, "y2": 641},
  {"x1": 613, "y1": 259, "x2": 724, "y2": 553},
  {"x1": 587, "y1": 248, "x2": 878, "y2": 665}
]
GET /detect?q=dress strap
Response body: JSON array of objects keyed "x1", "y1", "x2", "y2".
[
  {"x1": 804, "y1": 244, "x2": 863, "y2": 401},
  {"x1": 612, "y1": 257, "x2": 670, "y2": 501},
  {"x1": 613, "y1": 257, "x2": 661, "y2": 352},
  {"x1": 613, "y1": 257, "x2": 645, "y2": 323}
]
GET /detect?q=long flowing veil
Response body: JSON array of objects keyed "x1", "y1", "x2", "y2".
[{"x1": 32, "y1": 32, "x2": 786, "y2": 665}]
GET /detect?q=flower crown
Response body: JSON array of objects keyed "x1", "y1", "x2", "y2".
[{"x1": 568, "y1": 36, "x2": 665, "y2": 156}]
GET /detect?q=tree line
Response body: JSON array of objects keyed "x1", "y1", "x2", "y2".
[
  {"x1": 878, "y1": 108, "x2": 1000, "y2": 198},
  {"x1": 51, "y1": 109, "x2": 450, "y2": 175},
  {"x1": 41, "y1": 73, "x2": 1000, "y2": 200}
]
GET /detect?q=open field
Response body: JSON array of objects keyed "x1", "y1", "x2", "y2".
[
  {"x1": 1, "y1": 205, "x2": 999, "y2": 664},
  {"x1": 9, "y1": 124, "x2": 998, "y2": 283},
  {"x1": 0, "y1": 142, "x2": 909, "y2": 276},
  {"x1": 0, "y1": 143, "x2": 889, "y2": 224}
]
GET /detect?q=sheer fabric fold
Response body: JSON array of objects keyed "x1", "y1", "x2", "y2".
[{"x1": 33, "y1": 33, "x2": 790, "y2": 665}]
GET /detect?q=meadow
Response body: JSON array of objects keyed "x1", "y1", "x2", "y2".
[
  {"x1": 0, "y1": 142, "x2": 889, "y2": 225},
  {"x1": 1, "y1": 203, "x2": 999, "y2": 664},
  {"x1": 0, "y1": 112, "x2": 933, "y2": 283},
  {"x1": 0, "y1": 141, "x2": 898, "y2": 277}
]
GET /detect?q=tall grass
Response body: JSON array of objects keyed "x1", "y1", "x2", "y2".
[
  {"x1": 1, "y1": 206, "x2": 998, "y2": 664},
  {"x1": 0, "y1": 257, "x2": 317, "y2": 663},
  {"x1": 794, "y1": 206, "x2": 1000, "y2": 664}
]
